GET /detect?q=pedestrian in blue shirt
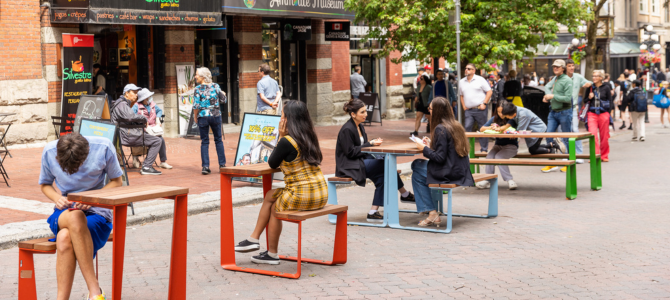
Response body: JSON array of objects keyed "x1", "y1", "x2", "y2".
[
  {"x1": 39, "y1": 133, "x2": 124, "y2": 300},
  {"x1": 256, "y1": 64, "x2": 281, "y2": 114}
]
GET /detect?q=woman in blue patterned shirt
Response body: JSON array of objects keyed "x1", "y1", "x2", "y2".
[{"x1": 193, "y1": 67, "x2": 227, "y2": 174}]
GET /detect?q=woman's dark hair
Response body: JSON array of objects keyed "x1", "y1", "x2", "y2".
[
  {"x1": 429, "y1": 97, "x2": 469, "y2": 157},
  {"x1": 420, "y1": 74, "x2": 432, "y2": 86},
  {"x1": 283, "y1": 100, "x2": 323, "y2": 166},
  {"x1": 492, "y1": 102, "x2": 508, "y2": 126},
  {"x1": 56, "y1": 133, "x2": 90, "y2": 175},
  {"x1": 343, "y1": 98, "x2": 366, "y2": 117}
]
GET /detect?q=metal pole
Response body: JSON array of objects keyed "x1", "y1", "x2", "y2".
[{"x1": 455, "y1": 0, "x2": 463, "y2": 123}]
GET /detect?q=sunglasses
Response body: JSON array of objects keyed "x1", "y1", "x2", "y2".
[{"x1": 465, "y1": 68, "x2": 475, "y2": 70}]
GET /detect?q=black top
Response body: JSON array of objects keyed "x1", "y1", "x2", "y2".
[
  {"x1": 335, "y1": 118, "x2": 373, "y2": 186},
  {"x1": 583, "y1": 83, "x2": 613, "y2": 113},
  {"x1": 423, "y1": 124, "x2": 475, "y2": 186},
  {"x1": 483, "y1": 117, "x2": 519, "y2": 148},
  {"x1": 503, "y1": 80, "x2": 522, "y2": 98},
  {"x1": 268, "y1": 137, "x2": 298, "y2": 169}
]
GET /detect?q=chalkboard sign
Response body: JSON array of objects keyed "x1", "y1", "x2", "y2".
[
  {"x1": 73, "y1": 94, "x2": 110, "y2": 133},
  {"x1": 358, "y1": 93, "x2": 382, "y2": 125},
  {"x1": 186, "y1": 108, "x2": 200, "y2": 136}
]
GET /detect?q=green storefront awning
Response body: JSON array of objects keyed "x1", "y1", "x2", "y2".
[{"x1": 610, "y1": 42, "x2": 642, "y2": 57}]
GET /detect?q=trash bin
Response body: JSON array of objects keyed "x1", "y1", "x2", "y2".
[{"x1": 521, "y1": 86, "x2": 550, "y2": 125}]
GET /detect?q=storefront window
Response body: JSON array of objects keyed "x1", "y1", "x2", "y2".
[
  {"x1": 262, "y1": 23, "x2": 281, "y2": 83},
  {"x1": 535, "y1": 59, "x2": 550, "y2": 81}
]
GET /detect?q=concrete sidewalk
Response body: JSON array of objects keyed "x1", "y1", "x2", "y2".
[{"x1": 0, "y1": 123, "x2": 669, "y2": 299}]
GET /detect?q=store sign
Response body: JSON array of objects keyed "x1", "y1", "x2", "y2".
[
  {"x1": 324, "y1": 21, "x2": 350, "y2": 41},
  {"x1": 222, "y1": 0, "x2": 354, "y2": 19},
  {"x1": 283, "y1": 19, "x2": 312, "y2": 41},
  {"x1": 50, "y1": 0, "x2": 222, "y2": 25},
  {"x1": 60, "y1": 33, "x2": 95, "y2": 136}
]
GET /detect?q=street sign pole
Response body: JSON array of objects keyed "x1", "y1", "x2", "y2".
[{"x1": 455, "y1": 0, "x2": 463, "y2": 124}]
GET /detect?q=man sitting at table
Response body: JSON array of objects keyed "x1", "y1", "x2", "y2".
[{"x1": 39, "y1": 132, "x2": 123, "y2": 300}]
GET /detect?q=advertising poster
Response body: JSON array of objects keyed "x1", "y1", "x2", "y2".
[
  {"x1": 60, "y1": 33, "x2": 95, "y2": 135},
  {"x1": 176, "y1": 64, "x2": 196, "y2": 136},
  {"x1": 233, "y1": 113, "x2": 282, "y2": 183}
]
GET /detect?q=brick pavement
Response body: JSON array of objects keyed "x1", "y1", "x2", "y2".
[{"x1": 0, "y1": 120, "x2": 669, "y2": 299}]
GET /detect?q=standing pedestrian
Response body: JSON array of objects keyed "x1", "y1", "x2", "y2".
[
  {"x1": 256, "y1": 64, "x2": 281, "y2": 114},
  {"x1": 459, "y1": 63, "x2": 492, "y2": 152},
  {"x1": 655, "y1": 81, "x2": 670, "y2": 128},
  {"x1": 623, "y1": 80, "x2": 647, "y2": 141},
  {"x1": 92, "y1": 64, "x2": 107, "y2": 96},
  {"x1": 413, "y1": 68, "x2": 425, "y2": 91},
  {"x1": 656, "y1": 69, "x2": 666, "y2": 83},
  {"x1": 193, "y1": 67, "x2": 226, "y2": 174},
  {"x1": 583, "y1": 69, "x2": 612, "y2": 162},
  {"x1": 350, "y1": 65, "x2": 367, "y2": 99},
  {"x1": 433, "y1": 68, "x2": 458, "y2": 119},
  {"x1": 411, "y1": 74, "x2": 433, "y2": 136},
  {"x1": 540, "y1": 59, "x2": 572, "y2": 172}
]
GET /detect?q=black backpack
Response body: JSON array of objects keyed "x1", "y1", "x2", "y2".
[{"x1": 630, "y1": 89, "x2": 648, "y2": 112}]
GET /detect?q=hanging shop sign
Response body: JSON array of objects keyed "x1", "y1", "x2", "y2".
[
  {"x1": 283, "y1": 19, "x2": 312, "y2": 41},
  {"x1": 60, "y1": 33, "x2": 95, "y2": 136},
  {"x1": 324, "y1": 21, "x2": 350, "y2": 41},
  {"x1": 221, "y1": 0, "x2": 354, "y2": 19},
  {"x1": 50, "y1": 0, "x2": 222, "y2": 26}
]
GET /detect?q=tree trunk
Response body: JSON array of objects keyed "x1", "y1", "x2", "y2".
[{"x1": 584, "y1": 19, "x2": 599, "y2": 81}]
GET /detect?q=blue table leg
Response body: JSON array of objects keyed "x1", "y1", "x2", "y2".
[
  {"x1": 385, "y1": 153, "x2": 400, "y2": 228},
  {"x1": 327, "y1": 181, "x2": 338, "y2": 224}
]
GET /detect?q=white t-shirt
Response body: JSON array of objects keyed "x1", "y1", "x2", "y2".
[{"x1": 458, "y1": 75, "x2": 491, "y2": 109}]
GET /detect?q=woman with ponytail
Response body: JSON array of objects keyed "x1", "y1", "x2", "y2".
[
  {"x1": 411, "y1": 97, "x2": 475, "y2": 226},
  {"x1": 335, "y1": 98, "x2": 414, "y2": 222}
]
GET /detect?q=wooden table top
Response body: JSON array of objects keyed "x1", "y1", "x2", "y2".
[
  {"x1": 68, "y1": 185, "x2": 189, "y2": 206},
  {"x1": 219, "y1": 163, "x2": 281, "y2": 175},
  {"x1": 361, "y1": 143, "x2": 423, "y2": 154},
  {"x1": 466, "y1": 132, "x2": 592, "y2": 138}
]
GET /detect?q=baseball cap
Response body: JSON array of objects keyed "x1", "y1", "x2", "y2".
[
  {"x1": 137, "y1": 88, "x2": 155, "y2": 102},
  {"x1": 424, "y1": 65, "x2": 433, "y2": 70},
  {"x1": 552, "y1": 60, "x2": 566, "y2": 68},
  {"x1": 123, "y1": 84, "x2": 141, "y2": 94}
]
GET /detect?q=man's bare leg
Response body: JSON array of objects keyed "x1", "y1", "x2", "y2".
[{"x1": 57, "y1": 210, "x2": 102, "y2": 298}]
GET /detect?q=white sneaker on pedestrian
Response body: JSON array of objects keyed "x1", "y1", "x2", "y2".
[
  {"x1": 132, "y1": 156, "x2": 141, "y2": 169},
  {"x1": 159, "y1": 162, "x2": 173, "y2": 169},
  {"x1": 508, "y1": 180, "x2": 518, "y2": 190},
  {"x1": 575, "y1": 159, "x2": 585, "y2": 164},
  {"x1": 476, "y1": 181, "x2": 490, "y2": 189},
  {"x1": 640, "y1": 136, "x2": 645, "y2": 142}
]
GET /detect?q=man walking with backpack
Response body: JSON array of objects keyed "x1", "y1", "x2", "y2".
[{"x1": 623, "y1": 80, "x2": 647, "y2": 141}]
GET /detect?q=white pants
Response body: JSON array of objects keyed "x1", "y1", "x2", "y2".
[
  {"x1": 631, "y1": 112, "x2": 645, "y2": 138},
  {"x1": 485, "y1": 144, "x2": 518, "y2": 181}
]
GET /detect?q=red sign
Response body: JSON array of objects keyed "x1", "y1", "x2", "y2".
[{"x1": 62, "y1": 34, "x2": 94, "y2": 48}]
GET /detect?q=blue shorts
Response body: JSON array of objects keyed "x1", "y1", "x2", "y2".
[{"x1": 47, "y1": 208, "x2": 113, "y2": 257}]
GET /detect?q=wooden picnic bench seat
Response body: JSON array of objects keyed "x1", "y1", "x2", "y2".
[
  {"x1": 269, "y1": 204, "x2": 348, "y2": 279},
  {"x1": 429, "y1": 173, "x2": 498, "y2": 189},
  {"x1": 475, "y1": 152, "x2": 600, "y2": 160},
  {"x1": 328, "y1": 177, "x2": 354, "y2": 183},
  {"x1": 19, "y1": 234, "x2": 114, "y2": 299},
  {"x1": 471, "y1": 158, "x2": 576, "y2": 166}
]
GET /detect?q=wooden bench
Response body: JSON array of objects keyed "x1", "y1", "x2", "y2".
[
  {"x1": 270, "y1": 204, "x2": 348, "y2": 279},
  {"x1": 395, "y1": 173, "x2": 498, "y2": 234},
  {"x1": 18, "y1": 234, "x2": 114, "y2": 300},
  {"x1": 470, "y1": 158, "x2": 578, "y2": 199},
  {"x1": 475, "y1": 152, "x2": 601, "y2": 160}
]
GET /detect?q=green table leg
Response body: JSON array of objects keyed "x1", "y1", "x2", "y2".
[
  {"x1": 469, "y1": 137, "x2": 476, "y2": 174},
  {"x1": 566, "y1": 138, "x2": 577, "y2": 200},
  {"x1": 588, "y1": 135, "x2": 602, "y2": 190}
]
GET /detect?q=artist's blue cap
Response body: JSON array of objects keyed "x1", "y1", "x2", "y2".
[{"x1": 123, "y1": 84, "x2": 141, "y2": 94}]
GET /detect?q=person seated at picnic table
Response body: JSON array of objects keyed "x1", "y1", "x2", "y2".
[
  {"x1": 39, "y1": 133, "x2": 123, "y2": 300},
  {"x1": 131, "y1": 88, "x2": 172, "y2": 170},
  {"x1": 503, "y1": 103, "x2": 564, "y2": 156},
  {"x1": 476, "y1": 101, "x2": 520, "y2": 190},
  {"x1": 410, "y1": 97, "x2": 475, "y2": 226},
  {"x1": 334, "y1": 98, "x2": 415, "y2": 223},
  {"x1": 233, "y1": 100, "x2": 328, "y2": 265},
  {"x1": 110, "y1": 84, "x2": 163, "y2": 175}
]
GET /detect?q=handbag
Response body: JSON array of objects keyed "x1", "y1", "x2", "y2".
[
  {"x1": 653, "y1": 88, "x2": 670, "y2": 108},
  {"x1": 216, "y1": 84, "x2": 227, "y2": 104},
  {"x1": 579, "y1": 103, "x2": 589, "y2": 122},
  {"x1": 146, "y1": 125, "x2": 164, "y2": 136}
]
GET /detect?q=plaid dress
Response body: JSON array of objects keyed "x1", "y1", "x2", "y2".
[{"x1": 273, "y1": 136, "x2": 328, "y2": 212}]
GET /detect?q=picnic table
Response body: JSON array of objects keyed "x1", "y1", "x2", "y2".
[
  {"x1": 466, "y1": 132, "x2": 602, "y2": 199},
  {"x1": 68, "y1": 185, "x2": 189, "y2": 300}
]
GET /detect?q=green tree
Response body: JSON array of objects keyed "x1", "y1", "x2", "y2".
[
  {"x1": 346, "y1": 0, "x2": 589, "y2": 74},
  {"x1": 581, "y1": 0, "x2": 608, "y2": 80}
]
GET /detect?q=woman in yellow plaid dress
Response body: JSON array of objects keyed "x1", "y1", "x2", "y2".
[{"x1": 235, "y1": 100, "x2": 328, "y2": 265}]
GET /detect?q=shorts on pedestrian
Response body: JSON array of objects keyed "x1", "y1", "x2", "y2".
[
  {"x1": 259, "y1": 109, "x2": 277, "y2": 115},
  {"x1": 46, "y1": 208, "x2": 113, "y2": 257}
]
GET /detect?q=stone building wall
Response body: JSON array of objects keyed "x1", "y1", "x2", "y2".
[{"x1": 163, "y1": 27, "x2": 195, "y2": 138}]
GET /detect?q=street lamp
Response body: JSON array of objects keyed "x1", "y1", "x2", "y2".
[{"x1": 639, "y1": 25, "x2": 662, "y2": 92}]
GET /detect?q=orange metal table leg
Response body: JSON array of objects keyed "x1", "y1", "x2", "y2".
[
  {"x1": 220, "y1": 174, "x2": 236, "y2": 268},
  {"x1": 112, "y1": 205, "x2": 127, "y2": 300},
  {"x1": 168, "y1": 194, "x2": 188, "y2": 300},
  {"x1": 262, "y1": 174, "x2": 272, "y2": 247}
]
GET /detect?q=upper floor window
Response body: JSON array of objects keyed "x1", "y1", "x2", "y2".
[
  {"x1": 640, "y1": 0, "x2": 648, "y2": 13},
  {"x1": 652, "y1": 0, "x2": 659, "y2": 15}
]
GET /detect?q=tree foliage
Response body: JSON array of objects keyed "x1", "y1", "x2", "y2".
[{"x1": 345, "y1": 0, "x2": 590, "y2": 71}]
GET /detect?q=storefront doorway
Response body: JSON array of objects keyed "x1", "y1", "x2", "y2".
[{"x1": 262, "y1": 19, "x2": 307, "y2": 104}]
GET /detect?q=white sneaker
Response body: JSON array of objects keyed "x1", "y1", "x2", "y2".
[
  {"x1": 159, "y1": 162, "x2": 173, "y2": 169},
  {"x1": 575, "y1": 159, "x2": 585, "y2": 164},
  {"x1": 132, "y1": 156, "x2": 141, "y2": 169},
  {"x1": 508, "y1": 180, "x2": 518, "y2": 190},
  {"x1": 476, "y1": 181, "x2": 490, "y2": 189}
]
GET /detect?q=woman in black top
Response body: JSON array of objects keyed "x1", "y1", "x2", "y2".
[
  {"x1": 411, "y1": 97, "x2": 475, "y2": 226},
  {"x1": 411, "y1": 74, "x2": 433, "y2": 136},
  {"x1": 335, "y1": 99, "x2": 414, "y2": 222},
  {"x1": 583, "y1": 69, "x2": 613, "y2": 161}
]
